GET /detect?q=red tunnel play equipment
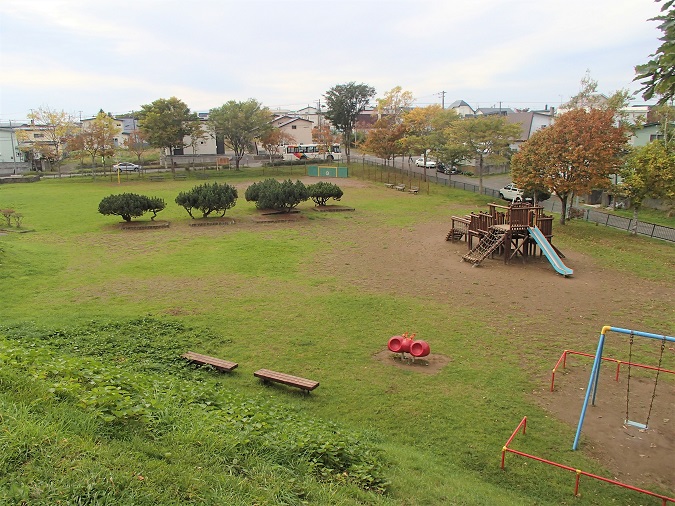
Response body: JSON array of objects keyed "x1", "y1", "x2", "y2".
[
  {"x1": 409, "y1": 340, "x2": 430, "y2": 357},
  {"x1": 388, "y1": 336, "x2": 405, "y2": 352}
]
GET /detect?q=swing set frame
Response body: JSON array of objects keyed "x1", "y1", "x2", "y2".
[{"x1": 572, "y1": 326, "x2": 675, "y2": 451}]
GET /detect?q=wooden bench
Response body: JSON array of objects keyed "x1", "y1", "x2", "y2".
[
  {"x1": 394, "y1": 184, "x2": 405, "y2": 191},
  {"x1": 182, "y1": 351, "x2": 238, "y2": 372},
  {"x1": 408, "y1": 186, "x2": 419, "y2": 194},
  {"x1": 253, "y1": 368, "x2": 319, "y2": 393},
  {"x1": 384, "y1": 183, "x2": 395, "y2": 189},
  {"x1": 149, "y1": 175, "x2": 164, "y2": 182},
  {"x1": 173, "y1": 173, "x2": 187, "y2": 180}
]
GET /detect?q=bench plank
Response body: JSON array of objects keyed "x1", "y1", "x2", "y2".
[
  {"x1": 254, "y1": 368, "x2": 319, "y2": 392},
  {"x1": 182, "y1": 351, "x2": 238, "y2": 372}
]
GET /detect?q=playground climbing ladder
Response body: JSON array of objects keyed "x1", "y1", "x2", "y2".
[{"x1": 462, "y1": 228, "x2": 506, "y2": 265}]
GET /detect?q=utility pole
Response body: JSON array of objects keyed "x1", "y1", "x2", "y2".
[
  {"x1": 316, "y1": 99, "x2": 321, "y2": 129},
  {"x1": 440, "y1": 91, "x2": 446, "y2": 109},
  {"x1": 9, "y1": 119, "x2": 18, "y2": 174}
]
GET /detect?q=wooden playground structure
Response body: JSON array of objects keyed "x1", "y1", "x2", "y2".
[{"x1": 447, "y1": 202, "x2": 573, "y2": 276}]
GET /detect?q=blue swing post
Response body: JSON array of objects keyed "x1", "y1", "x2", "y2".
[{"x1": 572, "y1": 326, "x2": 675, "y2": 451}]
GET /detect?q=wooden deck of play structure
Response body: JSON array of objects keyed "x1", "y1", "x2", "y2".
[{"x1": 447, "y1": 202, "x2": 565, "y2": 267}]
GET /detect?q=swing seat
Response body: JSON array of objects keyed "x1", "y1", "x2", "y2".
[{"x1": 624, "y1": 419, "x2": 648, "y2": 430}]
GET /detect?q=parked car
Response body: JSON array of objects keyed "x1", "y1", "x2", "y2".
[
  {"x1": 415, "y1": 157, "x2": 437, "y2": 168},
  {"x1": 113, "y1": 162, "x2": 141, "y2": 172},
  {"x1": 499, "y1": 183, "x2": 528, "y2": 202}
]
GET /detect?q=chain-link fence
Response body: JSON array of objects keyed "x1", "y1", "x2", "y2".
[
  {"x1": 572, "y1": 208, "x2": 675, "y2": 242},
  {"x1": 359, "y1": 159, "x2": 674, "y2": 243}
]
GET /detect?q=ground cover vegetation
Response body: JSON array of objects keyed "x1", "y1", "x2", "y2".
[{"x1": 0, "y1": 170, "x2": 673, "y2": 505}]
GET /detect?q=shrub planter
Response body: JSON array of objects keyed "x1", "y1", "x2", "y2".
[
  {"x1": 312, "y1": 205, "x2": 355, "y2": 212},
  {"x1": 188, "y1": 218, "x2": 235, "y2": 227},
  {"x1": 119, "y1": 220, "x2": 170, "y2": 230}
]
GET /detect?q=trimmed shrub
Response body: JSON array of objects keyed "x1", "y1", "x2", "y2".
[
  {"x1": 307, "y1": 181, "x2": 343, "y2": 206},
  {"x1": 98, "y1": 193, "x2": 166, "y2": 222},
  {"x1": 175, "y1": 182, "x2": 238, "y2": 218},
  {"x1": 245, "y1": 179, "x2": 309, "y2": 213}
]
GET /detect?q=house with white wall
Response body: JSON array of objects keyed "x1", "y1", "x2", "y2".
[
  {"x1": 447, "y1": 100, "x2": 475, "y2": 117},
  {"x1": 505, "y1": 111, "x2": 554, "y2": 150},
  {"x1": 272, "y1": 116, "x2": 313, "y2": 145}
]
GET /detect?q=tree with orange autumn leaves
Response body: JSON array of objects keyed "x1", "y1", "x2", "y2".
[{"x1": 511, "y1": 108, "x2": 628, "y2": 224}]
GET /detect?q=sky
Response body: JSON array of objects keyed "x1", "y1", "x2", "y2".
[{"x1": 0, "y1": 0, "x2": 666, "y2": 123}]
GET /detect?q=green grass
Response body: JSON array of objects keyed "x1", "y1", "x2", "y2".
[{"x1": 0, "y1": 170, "x2": 673, "y2": 505}]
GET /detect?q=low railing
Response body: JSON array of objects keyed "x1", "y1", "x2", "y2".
[
  {"x1": 550, "y1": 349, "x2": 675, "y2": 392},
  {"x1": 501, "y1": 416, "x2": 675, "y2": 504}
]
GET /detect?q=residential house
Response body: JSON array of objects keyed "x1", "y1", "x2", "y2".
[
  {"x1": 475, "y1": 107, "x2": 514, "y2": 116},
  {"x1": 447, "y1": 100, "x2": 475, "y2": 117},
  {"x1": 621, "y1": 104, "x2": 652, "y2": 125},
  {"x1": 505, "y1": 111, "x2": 554, "y2": 150},
  {"x1": 0, "y1": 124, "x2": 24, "y2": 163},
  {"x1": 81, "y1": 115, "x2": 139, "y2": 148},
  {"x1": 0, "y1": 123, "x2": 30, "y2": 174},
  {"x1": 272, "y1": 116, "x2": 314, "y2": 145},
  {"x1": 630, "y1": 122, "x2": 667, "y2": 147}
]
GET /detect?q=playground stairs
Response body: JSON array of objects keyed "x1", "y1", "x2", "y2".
[
  {"x1": 446, "y1": 229, "x2": 465, "y2": 241},
  {"x1": 462, "y1": 228, "x2": 506, "y2": 265}
]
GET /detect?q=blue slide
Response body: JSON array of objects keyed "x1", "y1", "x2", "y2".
[{"x1": 528, "y1": 226, "x2": 573, "y2": 277}]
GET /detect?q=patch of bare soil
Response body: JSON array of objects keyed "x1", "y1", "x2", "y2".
[
  {"x1": 373, "y1": 349, "x2": 451, "y2": 375},
  {"x1": 537, "y1": 363, "x2": 675, "y2": 492}
]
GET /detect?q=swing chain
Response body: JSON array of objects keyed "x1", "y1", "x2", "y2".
[
  {"x1": 644, "y1": 335, "x2": 667, "y2": 428},
  {"x1": 625, "y1": 331, "x2": 634, "y2": 423}
]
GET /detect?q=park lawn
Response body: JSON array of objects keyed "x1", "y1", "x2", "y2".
[{"x1": 0, "y1": 170, "x2": 673, "y2": 505}]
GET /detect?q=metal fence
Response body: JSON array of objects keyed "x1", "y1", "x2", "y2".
[
  {"x1": 574, "y1": 208, "x2": 675, "y2": 242},
  {"x1": 360, "y1": 159, "x2": 675, "y2": 243}
]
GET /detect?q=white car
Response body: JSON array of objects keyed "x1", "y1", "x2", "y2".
[
  {"x1": 415, "y1": 157, "x2": 437, "y2": 168},
  {"x1": 113, "y1": 162, "x2": 141, "y2": 172},
  {"x1": 499, "y1": 183, "x2": 526, "y2": 202}
]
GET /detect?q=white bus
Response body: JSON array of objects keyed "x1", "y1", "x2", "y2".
[{"x1": 281, "y1": 143, "x2": 342, "y2": 161}]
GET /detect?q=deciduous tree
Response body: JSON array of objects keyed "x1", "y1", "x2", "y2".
[
  {"x1": 619, "y1": 141, "x2": 675, "y2": 233},
  {"x1": 138, "y1": 97, "x2": 198, "y2": 170},
  {"x1": 401, "y1": 105, "x2": 460, "y2": 179},
  {"x1": 260, "y1": 129, "x2": 297, "y2": 165},
  {"x1": 25, "y1": 106, "x2": 77, "y2": 174},
  {"x1": 208, "y1": 99, "x2": 272, "y2": 170},
  {"x1": 511, "y1": 108, "x2": 628, "y2": 224},
  {"x1": 311, "y1": 124, "x2": 341, "y2": 158},
  {"x1": 183, "y1": 119, "x2": 210, "y2": 168},
  {"x1": 446, "y1": 115, "x2": 520, "y2": 192},
  {"x1": 126, "y1": 128, "x2": 148, "y2": 166},
  {"x1": 70, "y1": 111, "x2": 120, "y2": 178},
  {"x1": 376, "y1": 86, "x2": 414, "y2": 122},
  {"x1": 361, "y1": 116, "x2": 407, "y2": 164},
  {"x1": 323, "y1": 82, "x2": 376, "y2": 162}
]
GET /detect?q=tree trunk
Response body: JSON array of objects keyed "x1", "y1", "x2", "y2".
[
  {"x1": 344, "y1": 129, "x2": 351, "y2": 163},
  {"x1": 631, "y1": 206, "x2": 640, "y2": 235},
  {"x1": 478, "y1": 154, "x2": 484, "y2": 194},
  {"x1": 559, "y1": 194, "x2": 568, "y2": 225}
]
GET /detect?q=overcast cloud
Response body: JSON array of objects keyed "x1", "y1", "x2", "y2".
[{"x1": 0, "y1": 0, "x2": 665, "y2": 121}]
